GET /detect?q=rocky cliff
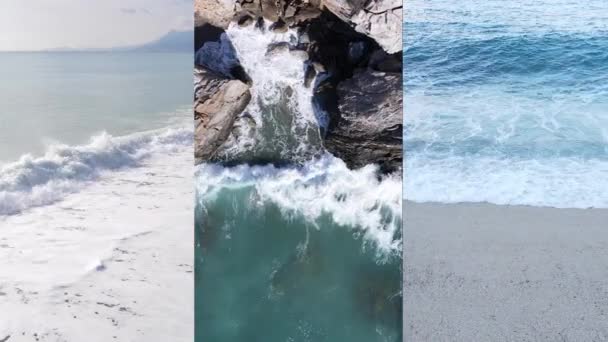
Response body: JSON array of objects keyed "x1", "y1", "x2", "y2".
[
  {"x1": 194, "y1": 0, "x2": 402, "y2": 172},
  {"x1": 194, "y1": 67, "x2": 251, "y2": 163}
]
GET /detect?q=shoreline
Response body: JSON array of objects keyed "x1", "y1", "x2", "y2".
[
  {"x1": 404, "y1": 200, "x2": 608, "y2": 341},
  {"x1": 0, "y1": 149, "x2": 193, "y2": 341},
  {"x1": 405, "y1": 199, "x2": 608, "y2": 211}
]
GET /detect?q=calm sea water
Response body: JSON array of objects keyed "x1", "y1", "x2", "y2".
[
  {"x1": 0, "y1": 52, "x2": 192, "y2": 215},
  {"x1": 404, "y1": 0, "x2": 608, "y2": 208},
  {"x1": 0, "y1": 52, "x2": 192, "y2": 162}
]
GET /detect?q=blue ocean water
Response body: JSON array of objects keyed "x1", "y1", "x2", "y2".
[
  {"x1": 0, "y1": 52, "x2": 192, "y2": 162},
  {"x1": 0, "y1": 52, "x2": 192, "y2": 215},
  {"x1": 404, "y1": 0, "x2": 608, "y2": 208}
]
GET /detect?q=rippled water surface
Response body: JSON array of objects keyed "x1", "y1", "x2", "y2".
[{"x1": 404, "y1": 0, "x2": 608, "y2": 208}]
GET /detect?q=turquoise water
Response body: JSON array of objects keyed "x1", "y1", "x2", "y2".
[
  {"x1": 0, "y1": 52, "x2": 192, "y2": 162},
  {"x1": 196, "y1": 189, "x2": 401, "y2": 342},
  {"x1": 195, "y1": 161, "x2": 402, "y2": 342},
  {"x1": 195, "y1": 25, "x2": 402, "y2": 342},
  {"x1": 404, "y1": 0, "x2": 608, "y2": 208}
]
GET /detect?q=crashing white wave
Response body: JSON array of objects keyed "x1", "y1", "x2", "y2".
[
  {"x1": 195, "y1": 23, "x2": 402, "y2": 257},
  {"x1": 404, "y1": 83, "x2": 608, "y2": 209},
  {"x1": 196, "y1": 154, "x2": 402, "y2": 254},
  {"x1": 0, "y1": 126, "x2": 192, "y2": 216},
  {"x1": 405, "y1": 155, "x2": 608, "y2": 209},
  {"x1": 217, "y1": 22, "x2": 323, "y2": 159}
]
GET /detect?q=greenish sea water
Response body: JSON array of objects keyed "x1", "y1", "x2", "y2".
[
  {"x1": 195, "y1": 159, "x2": 402, "y2": 342},
  {"x1": 194, "y1": 24, "x2": 402, "y2": 341}
]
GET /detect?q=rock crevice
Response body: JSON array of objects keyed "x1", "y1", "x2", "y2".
[{"x1": 194, "y1": 0, "x2": 402, "y2": 172}]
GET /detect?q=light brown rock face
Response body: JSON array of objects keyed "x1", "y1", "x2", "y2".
[
  {"x1": 233, "y1": 0, "x2": 401, "y2": 54},
  {"x1": 323, "y1": 0, "x2": 402, "y2": 53},
  {"x1": 195, "y1": 0, "x2": 236, "y2": 29},
  {"x1": 194, "y1": 67, "x2": 252, "y2": 163},
  {"x1": 324, "y1": 68, "x2": 402, "y2": 172},
  {"x1": 193, "y1": 0, "x2": 403, "y2": 171},
  {"x1": 236, "y1": 0, "x2": 323, "y2": 25}
]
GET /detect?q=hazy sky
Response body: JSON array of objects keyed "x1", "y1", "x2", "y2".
[{"x1": 0, "y1": 0, "x2": 192, "y2": 51}]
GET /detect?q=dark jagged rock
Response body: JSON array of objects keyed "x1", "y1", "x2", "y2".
[
  {"x1": 312, "y1": 72, "x2": 340, "y2": 137},
  {"x1": 265, "y1": 42, "x2": 291, "y2": 57},
  {"x1": 193, "y1": 0, "x2": 403, "y2": 171},
  {"x1": 194, "y1": 23, "x2": 224, "y2": 52},
  {"x1": 195, "y1": 31, "x2": 245, "y2": 80},
  {"x1": 303, "y1": 61, "x2": 317, "y2": 88},
  {"x1": 322, "y1": 0, "x2": 402, "y2": 53},
  {"x1": 236, "y1": 0, "x2": 322, "y2": 26},
  {"x1": 324, "y1": 68, "x2": 402, "y2": 173},
  {"x1": 237, "y1": 14, "x2": 254, "y2": 27},
  {"x1": 254, "y1": 17, "x2": 266, "y2": 31},
  {"x1": 300, "y1": 12, "x2": 402, "y2": 172},
  {"x1": 232, "y1": 0, "x2": 401, "y2": 54},
  {"x1": 269, "y1": 19, "x2": 288, "y2": 33},
  {"x1": 369, "y1": 49, "x2": 402, "y2": 73}
]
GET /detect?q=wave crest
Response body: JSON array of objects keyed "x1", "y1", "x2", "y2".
[
  {"x1": 0, "y1": 126, "x2": 192, "y2": 215},
  {"x1": 196, "y1": 154, "x2": 402, "y2": 255}
]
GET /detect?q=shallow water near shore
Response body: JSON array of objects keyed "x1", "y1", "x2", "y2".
[
  {"x1": 0, "y1": 52, "x2": 192, "y2": 162},
  {"x1": 0, "y1": 50, "x2": 194, "y2": 339},
  {"x1": 0, "y1": 51, "x2": 192, "y2": 215},
  {"x1": 404, "y1": 0, "x2": 608, "y2": 208}
]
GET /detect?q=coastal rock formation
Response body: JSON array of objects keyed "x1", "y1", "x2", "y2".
[
  {"x1": 194, "y1": 67, "x2": 251, "y2": 163},
  {"x1": 233, "y1": 0, "x2": 401, "y2": 53},
  {"x1": 302, "y1": 12, "x2": 403, "y2": 172},
  {"x1": 195, "y1": 0, "x2": 236, "y2": 29},
  {"x1": 194, "y1": 0, "x2": 402, "y2": 172},
  {"x1": 322, "y1": 0, "x2": 402, "y2": 53},
  {"x1": 194, "y1": 2, "x2": 252, "y2": 163},
  {"x1": 236, "y1": 0, "x2": 322, "y2": 25},
  {"x1": 324, "y1": 68, "x2": 402, "y2": 173}
]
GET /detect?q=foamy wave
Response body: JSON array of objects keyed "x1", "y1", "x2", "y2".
[
  {"x1": 196, "y1": 154, "x2": 402, "y2": 254},
  {"x1": 405, "y1": 155, "x2": 608, "y2": 209},
  {"x1": 0, "y1": 126, "x2": 192, "y2": 215},
  {"x1": 213, "y1": 23, "x2": 323, "y2": 161}
]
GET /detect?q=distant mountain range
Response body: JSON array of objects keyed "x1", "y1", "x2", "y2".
[
  {"x1": 44, "y1": 30, "x2": 193, "y2": 53},
  {"x1": 127, "y1": 30, "x2": 193, "y2": 52}
]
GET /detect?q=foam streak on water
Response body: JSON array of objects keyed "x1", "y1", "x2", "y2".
[
  {"x1": 0, "y1": 125, "x2": 192, "y2": 215},
  {"x1": 404, "y1": 0, "x2": 608, "y2": 208},
  {"x1": 196, "y1": 154, "x2": 402, "y2": 256},
  {"x1": 216, "y1": 23, "x2": 323, "y2": 161}
]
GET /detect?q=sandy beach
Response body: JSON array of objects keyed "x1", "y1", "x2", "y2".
[
  {"x1": 0, "y1": 150, "x2": 193, "y2": 342},
  {"x1": 404, "y1": 201, "x2": 608, "y2": 341}
]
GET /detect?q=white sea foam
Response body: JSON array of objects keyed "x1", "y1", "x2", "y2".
[
  {"x1": 195, "y1": 24, "x2": 401, "y2": 256},
  {"x1": 0, "y1": 125, "x2": 192, "y2": 215},
  {"x1": 0, "y1": 139, "x2": 193, "y2": 341},
  {"x1": 404, "y1": 86, "x2": 608, "y2": 209},
  {"x1": 196, "y1": 154, "x2": 402, "y2": 254},
  {"x1": 218, "y1": 22, "x2": 322, "y2": 158},
  {"x1": 405, "y1": 155, "x2": 608, "y2": 209}
]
